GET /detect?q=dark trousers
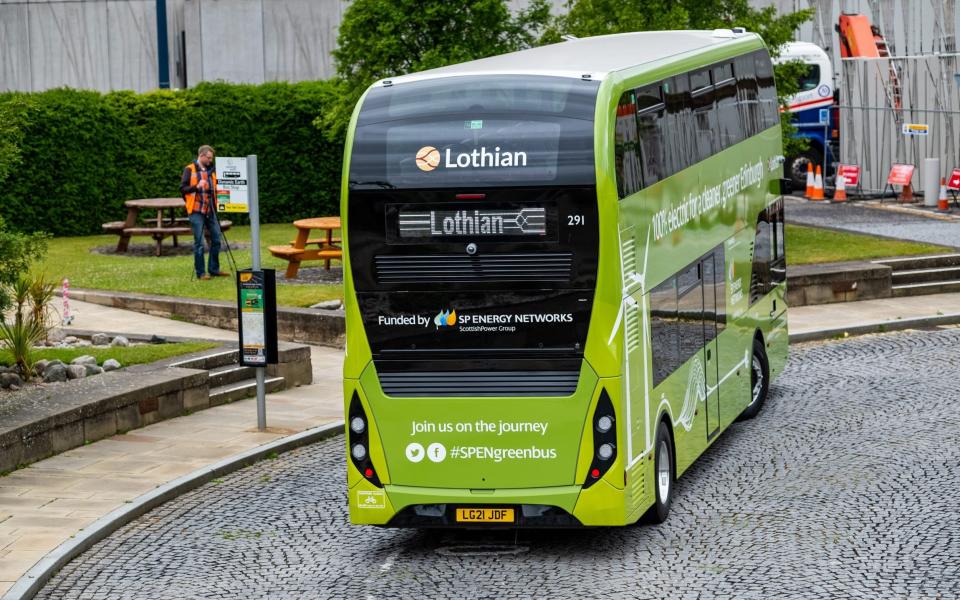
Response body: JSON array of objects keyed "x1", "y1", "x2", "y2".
[{"x1": 189, "y1": 210, "x2": 222, "y2": 277}]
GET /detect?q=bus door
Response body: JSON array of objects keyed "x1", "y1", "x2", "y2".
[{"x1": 703, "y1": 253, "x2": 721, "y2": 439}]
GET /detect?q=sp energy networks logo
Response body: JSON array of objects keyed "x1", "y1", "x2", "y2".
[
  {"x1": 415, "y1": 145, "x2": 528, "y2": 172},
  {"x1": 434, "y1": 309, "x2": 458, "y2": 329}
]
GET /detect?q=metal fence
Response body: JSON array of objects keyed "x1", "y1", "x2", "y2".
[{"x1": 839, "y1": 54, "x2": 960, "y2": 194}]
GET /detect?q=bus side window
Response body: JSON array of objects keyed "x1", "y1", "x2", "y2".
[
  {"x1": 771, "y1": 199, "x2": 786, "y2": 285},
  {"x1": 713, "y1": 62, "x2": 741, "y2": 148},
  {"x1": 636, "y1": 83, "x2": 665, "y2": 187},
  {"x1": 664, "y1": 75, "x2": 692, "y2": 176},
  {"x1": 703, "y1": 248, "x2": 727, "y2": 339},
  {"x1": 689, "y1": 68, "x2": 717, "y2": 162},
  {"x1": 755, "y1": 49, "x2": 779, "y2": 130},
  {"x1": 750, "y1": 200, "x2": 786, "y2": 305},
  {"x1": 650, "y1": 276, "x2": 679, "y2": 387},
  {"x1": 614, "y1": 91, "x2": 643, "y2": 198},
  {"x1": 714, "y1": 246, "x2": 727, "y2": 333},
  {"x1": 676, "y1": 262, "x2": 704, "y2": 367},
  {"x1": 735, "y1": 54, "x2": 760, "y2": 139}
]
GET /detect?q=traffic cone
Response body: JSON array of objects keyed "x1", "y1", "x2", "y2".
[
  {"x1": 805, "y1": 163, "x2": 815, "y2": 198},
  {"x1": 811, "y1": 165, "x2": 824, "y2": 200},
  {"x1": 938, "y1": 177, "x2": 950, "y2": 212},
  {"x1": 832, "y1": 172, "x2": 848, "y2": 202},
  {"x1": 899, "y1": 183, "x2": 914, "y2": 203}
]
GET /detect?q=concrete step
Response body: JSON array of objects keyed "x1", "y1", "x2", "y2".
[
  {"x1": 873, "y1": 253, "x2": 960, "y2": 272},
  {"x1": 169, "y1": 349, "x2": 238, "y2": 371},
  {"x1": 208, "y1": 364, "x2": 257, "y2": 388},
  {"x1": 209, "y1": 376, "x2": 285, "y2": 406},
  {"x1": 891, "y1": 280, "x2": 960, "y2": 297},
  {"x1": 891, "y1": 265, "x2": 960, "y2": 285}
]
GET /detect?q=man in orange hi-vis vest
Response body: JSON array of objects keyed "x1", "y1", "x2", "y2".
[{"x1": 179, "y1": 145, "x2": 227, "y2": 280}]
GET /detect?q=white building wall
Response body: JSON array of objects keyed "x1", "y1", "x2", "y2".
[{"x1": 0, "y1": 0, "x2": 566, "y2": 93}]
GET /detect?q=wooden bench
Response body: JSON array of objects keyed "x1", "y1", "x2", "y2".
[
  {"x1": 103, "y1": 220, "x2": 232, "y2": 256},
  {"x1": 268, "y1": 246, "x2": 342, "y2": 279},
  {"x1": 289, "y1": 237, "x2": 342, "y2": 246}
]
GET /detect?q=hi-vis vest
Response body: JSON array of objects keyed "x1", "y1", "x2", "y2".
[{"x1": 184, "y1": 161, "x2": 217, "y2": 214}]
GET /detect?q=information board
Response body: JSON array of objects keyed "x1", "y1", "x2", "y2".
[
  {"x1": 837, "y1": 164, "x2": 860, "y2": 187},
  {"x1": 948, "y1": 168, "x2": 960, "y2": 191},
  {"x1": 216, "y1": 156, "x2": 250, "y2": 213},
  {"x1": 901, "y1": 123, "x2": 930, "y2": 136},
  {"x1": 886, "y1": 164, "x2": 915, "y2": 186},
  {"x1": 236, "y1": 269, "x2": 278, "y2": 366}
]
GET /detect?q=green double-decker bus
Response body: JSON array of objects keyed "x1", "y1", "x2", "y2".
[{"x1": 341, "y1": 30, "x2": 788, "y2": 527}]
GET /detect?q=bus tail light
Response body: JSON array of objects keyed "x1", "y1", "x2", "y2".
[
  {"x1": 348, "y1": 393, "x2": 382, "y2": 487},
  {"x1": 583, "y1": 389, "x2": 616, "y2": 489}
]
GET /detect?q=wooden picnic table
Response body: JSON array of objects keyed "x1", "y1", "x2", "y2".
[
  {"x1": 102, "y1": 198, "x2": 231, "y2": 257},
  {"x1": 268, "y1": 216, "x2": 342, "y2": 279}
]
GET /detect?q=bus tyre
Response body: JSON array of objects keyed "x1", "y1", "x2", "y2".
[
  {"x1": 740, "y1": 338, "x2": 770, "y2": 421},
  {"x1": 787, "y1": 149, "x2": 819, "y2": 192},
  {"x1": 645, "y1": 420, "x2": 674, "y2": 524}
]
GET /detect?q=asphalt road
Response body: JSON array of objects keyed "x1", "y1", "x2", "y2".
[
  {"x1": 786, "y1": 195, "x2": 960, "y2": 248},
  {"x1": 37, "y1": 328, "x2": 960, "y2": 599}
]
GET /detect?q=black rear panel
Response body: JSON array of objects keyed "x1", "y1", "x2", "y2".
[
  {"x1": 349, "y1": 187, "x2": 598, "y2": 382},
  {"x1": 347, "y1": 75, "x2": 600, "y2": 391}
]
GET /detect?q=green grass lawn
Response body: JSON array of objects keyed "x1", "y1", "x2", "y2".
[
  {"x1": 32, "y1": 224, "x2": 341, "y2": 308},
  {"x1": 786, "y1": 224, "x2": 951, "y2": 265},
  {"x1": 0, "y1": 341, "x2": 219, "y2": 368}
]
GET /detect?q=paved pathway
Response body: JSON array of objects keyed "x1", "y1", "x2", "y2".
[
  {"x1": 3, "y1": 290, "x2": 960, "y2": 597},
  {"x1": 32, "y1": 329, "x2": 960, "y2": 599},
  {"x1": 0, "y1": 300, "x2": 343, "y2": 597},
  {"x1": 786, "y1": 195, "x2": 960, "y2": 248}
]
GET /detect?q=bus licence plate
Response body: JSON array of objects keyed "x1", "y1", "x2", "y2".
[{"x1": 455, "y1": 508, "x2": 515, "y2": 523}]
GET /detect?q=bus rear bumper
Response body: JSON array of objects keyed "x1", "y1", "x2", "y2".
[{"x1": 348, "y1": 480, "x2": 631, "y2": 527}]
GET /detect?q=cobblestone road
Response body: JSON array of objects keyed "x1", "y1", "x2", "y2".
[
  {"x1": 786, "y1": 195, "x2": 960, "y2": 248},
  {"x1": 37, "y1": 329, "x2": 960, "y2": 599}
]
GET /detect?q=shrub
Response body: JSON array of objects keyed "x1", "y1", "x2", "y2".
[
  {"x1": 0, "y1": 215, "x2": 48, "y2": 313},
  {"x1": 0, "y1": 276, "x2": 52, "y2": 379},
  {"x1": 0, "y1": 81, "x2": 344, "y2": 236}
]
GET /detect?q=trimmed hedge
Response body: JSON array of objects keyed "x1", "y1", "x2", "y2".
[{"x1": 0, "y1": 81, "x2": 344, "y2": 237}]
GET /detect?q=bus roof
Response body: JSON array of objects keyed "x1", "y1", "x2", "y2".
[{"x1": 380, "y1": 30, "x2": 763, "y2": 86}]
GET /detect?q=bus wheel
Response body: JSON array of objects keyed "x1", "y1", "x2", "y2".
[
  {"x1": 740, "y1": 338, "x2": 770, "y2": 420},
  {"x1": 645, "y1": 420, "x2": 674, "y2": 524},
  {"x1": 786, "y1": 149, "x2": 819, "y2": 192}
]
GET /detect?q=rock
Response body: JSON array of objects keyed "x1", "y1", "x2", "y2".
[
  {"x1": 311, "y1": 299, "x2": 342, "y2": 310},
  {"x1": 47, "y1": 329, "x2": 66, "y2": 343},
  {"x1": 48, "y1": 359, "x2": 64, "y2": 367},
  {"x1": 63, "y1": 336, "x2": 79, "y2": 344},
  {"x1": 33, "y1": 359, "x2": 50, "y2": 376},
  {"x1": 102, "y1": 359, "x2": 122, "y2": 372},
  {"x1": 110, "y1": 335, "x2": 129, "y2": 348},
  {"x1": 70, "y1": 355, "x2": 98, "y2": 366},
  {"x1": 149, "y1": 334, "x2": 166, "y2": 344},
  {"x1": 66, "y1": 365, "x2": 87, "y2": 380},
  {"x1": 84, "y1": 364, "x2": 104, "y2": 376},
  {"x1": 91, "y1": 333, "x2": 111, "y2": 345},
  {"x1": 0, "y1": 372, "x2": 22, "y2": 389},
  {"x1": 43, "y1": 364, "x2": 67, "y2": 383},
  {"x1": 77, "y1": 340, "x2": 92, "y2": 347},
  {"x1": 8, "y1": 384, "x2": 19, "y2": 391}
]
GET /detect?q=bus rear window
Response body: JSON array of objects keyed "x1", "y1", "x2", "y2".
[{"x1": 350, "y1": 75, "x2": 599, "y2": 190}]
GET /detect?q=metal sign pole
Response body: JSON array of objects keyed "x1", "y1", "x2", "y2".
[{"x1": 248, "y1": 154, "x2": 266, "y2": 431}]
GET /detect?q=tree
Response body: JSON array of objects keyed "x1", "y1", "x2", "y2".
[
  {"x1": 544, "y1": 0, "x2": 815, "y2": 155},
  {"x1": 318, "y1": 0, "x2": 552, "y2": 140}
]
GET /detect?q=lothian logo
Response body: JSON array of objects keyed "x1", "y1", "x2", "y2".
[
  {"x1": 434, "y1": 309, "x2": 457, "y2": 329},
  {"x1": 415, "y1": 145, "x2": 528, "y2": 172}
]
